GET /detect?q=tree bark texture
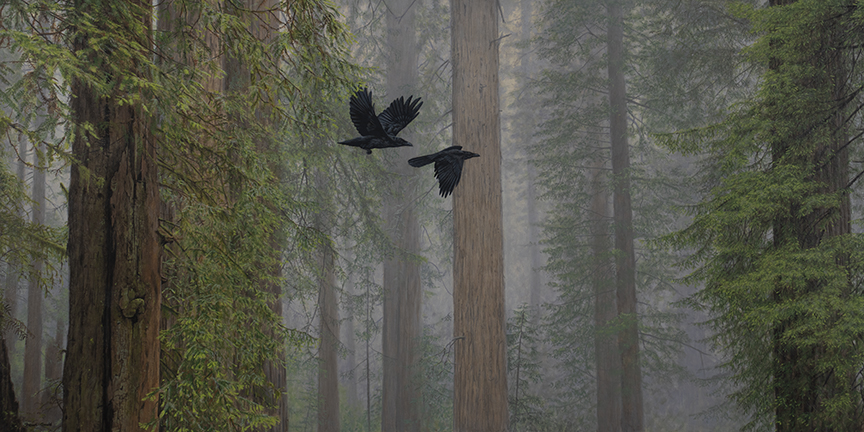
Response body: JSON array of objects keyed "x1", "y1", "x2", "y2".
[
  {"x1": 22, "y1": 140, "x2": 45, "y2": 420},
  {"x1": 316, "y1": 173, "x2": 340, "y2": 432},
  {"x1": 382, "y1": 0, "x2": 422, "y2": 430},
  {"x1": 606, "y1": 2, "x2": 644, "y2": 431},
  {"x1": 451, "y1": 0, "x2": 509, "y2": 430},
  {"x1": 63, "y1": 2, "x2": 161, "y2": 430},
  {"x1": 591, "y1": 161, "x2": 622, "y2": 432}
]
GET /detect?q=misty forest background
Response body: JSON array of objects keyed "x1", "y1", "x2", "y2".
[{"x1": 2, "y1": 0, "x2": 864, "y2": 431}]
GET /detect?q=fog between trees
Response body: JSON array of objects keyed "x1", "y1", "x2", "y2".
[{"x1": 2, "y1": 0, "x2": 863, "y2": 431}]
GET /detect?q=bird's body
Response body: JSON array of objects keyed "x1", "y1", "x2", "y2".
[
  {"x1": 340, "y1": 88, "x2": 422, "y2": 154},
  {"x1": 408, "y1": 146, "x2": 480, "y2": 197}
]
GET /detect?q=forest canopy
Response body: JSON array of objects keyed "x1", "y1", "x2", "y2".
[{"x1": 2, "y1": 0, "x2": 864, "y2": 431}]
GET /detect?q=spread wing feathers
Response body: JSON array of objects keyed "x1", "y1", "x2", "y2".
[
  {"x1": 349, "y1": 88, "x2": 386, "y2": 137},
  {"x1": 378, "y1": 95, "x2": 423, "y2": 136},
  {"x1": 433, "y1": 156, "x2": 464, "y2": 198}
]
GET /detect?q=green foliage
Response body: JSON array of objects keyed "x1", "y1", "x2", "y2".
[
  {"x1": 0, "y1": 0, "x2": 369, "y2": 429},
  {"x1": 507, "y1": 304, "x2": 559, "y2": 432},
  {"x1": 663, "y1": 1, "x2": 864, "y2": 430},
  {"x1": 528, "y1": 0, "x2": 714, "y2": 427}
]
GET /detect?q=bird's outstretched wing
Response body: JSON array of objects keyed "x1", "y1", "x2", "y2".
[
  {"x1": 434, "y1": 155, "x2": 463, "y2": 198},
  {"x1": 349, "y1": 88, "x2": 386, "y2": 137},
  {"x1": 379, "y1": 95, "x2": 422, "y2": 136}
]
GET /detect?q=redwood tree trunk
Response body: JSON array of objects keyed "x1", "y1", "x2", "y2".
[
  {"x1": 63, "y1": 1, "x2": 161, "y2": 430},
  {"x1": 451, "y1": 0, "x2": 508, "y2": 430},
  {"x1": 606, "y1": 2, "x2": 644, "y2": 430},
  {"x1": 317, "y1": 173, "x2": 340, "y2": 432},
  {"x1": 382, "y1": 0, "x2": 422, "y2": 430},
  {"x1": 22, "y1": 140, "x2": 45, "y2": 420},
  {"x1": 591, "y1": 161, "x2": 621, "y2": 431}
]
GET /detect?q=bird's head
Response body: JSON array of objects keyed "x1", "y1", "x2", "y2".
[{"x1": 464, "y1": 150, "x2": 480, "y2": 159}]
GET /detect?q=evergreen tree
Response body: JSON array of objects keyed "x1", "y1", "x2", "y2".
[{"x1": 665, "y1": 1, "x2": 864, "y2": 429}]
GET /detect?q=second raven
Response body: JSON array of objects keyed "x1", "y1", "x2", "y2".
[
  {"x1": 408, "y1": 146, "x2": 480, "y2": 198},
  {"x1": 339, "y1": 87, "x2": 422, "y2": 154}
]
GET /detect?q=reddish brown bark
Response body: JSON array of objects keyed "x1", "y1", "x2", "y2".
[
  {"x1": 62, "y1": 2, "x2": 161, "y2": 431},
  {"x1": 316, "y1": 197, "x2": 339, "y2": 432},
  {"x1": 451, "y1": 0, "x2": 509, "y2": 430}
]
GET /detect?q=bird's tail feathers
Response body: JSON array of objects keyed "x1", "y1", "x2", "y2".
[{"x1": 408, "y1": 155, "x2": 434, "y2": 167}]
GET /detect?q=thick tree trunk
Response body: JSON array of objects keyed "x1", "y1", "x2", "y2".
[
  {"x1": 21, "y1": 140, "x2": 45, "y2": 420},
  {"x1": 451, "y1": 0, "x2": 508, "y2": 430},
  {"x1": 591, "y1": 161, "x2": 621, "y2": 432},
  {"x1": 62, "y1": 2, "x2": 161, "y2": 430},
  {"x1": 381, "y1": 1, "x2": 422, "y2": 430},
  {"x1": 606, "y1": 2, "x2": 644, "y2": 431},
  {"x1": 0, "y1": 333, "x2": 23, "y2": 432}
]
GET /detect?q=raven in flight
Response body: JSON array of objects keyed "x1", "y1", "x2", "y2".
[
  {"x1": 339, "y1": 87, "x2": 422, "y2": 154},
  {"x1": 408, "y1": 146, "x2": 480, "y2": 198}
]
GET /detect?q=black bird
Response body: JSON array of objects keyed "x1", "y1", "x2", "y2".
[
  {"x1": 339, "y1": 87, "x2": 422, "y2": 154},
  {"x1": 408, "y1": 146, "x2": 480, "y2": 198}
]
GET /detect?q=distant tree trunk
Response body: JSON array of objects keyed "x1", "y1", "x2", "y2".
[
  {"x1": 3, "y1": 133, "x2": 26, "y2": 356},
  {"x1": 342, "y1": 260, "x2": 359, "y2": 408},
  {"x1": 62, "y1": 1, "x2": 161, "y2": 430},
  {"x1": 21, "y1": 140, "x2": 45, "y2": 421},
  {"x1": 451, "y1": 0, "x2": 509, "y2": 431},
  {"x1": 520, "y1": 0, "x2": 543, "y2": 313},
  {"x1": 606, "y1": 2, "x2": 643, "y2": 431},
  {"x1": 382, "y1": 0, "x2": 422, "y2": 430},
  {"x1": 41, "y1": 316, "x2": 64, "y2": 425},
  {"x1": 0, "y1": 333, "x2": 23, "y2": 432},
  {"x1": 591, "y1": 160, "x2": 621, "y2": 432},
  {"x1": 317, "y1": 173, "x2": 340, "y2": 432}
]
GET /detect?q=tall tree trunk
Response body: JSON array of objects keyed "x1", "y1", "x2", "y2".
[
  {"x1": 317, "y1": 173, "x2": 340, "y2": 432},
  {"x1": 382, "y1": 0, "x2": 422, "y2": 430},
  {"x1": 21, "y1": 140, "x2": 45, "y2": 420},
  {"x1": 451, "y1": 1, "x2": 508, "y2": 430},
  {"x1": 0, "y1": 333, "x2": 23, "y2": 432},
  {"x1": 342, "y1": 258, "x2": 359, "y2": 408},
  {"x1": 41, "y1": 316, "x2": 64, "y2": 426},
  {"x1": 520, "y1": 0, "x2": 544, "y2": 314},
  {"x1": 591, "y1": 161, "x2": 621, "y2": 432},
  {"x1": 606, "y1": 2, "x2": 643, "y2": 431},
  {"x1": 3, "y1": 133, "x2": 27, "y2": 357},
  {"x1": 63, "y1": 1, "x2": 161, "y2": 430}
]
